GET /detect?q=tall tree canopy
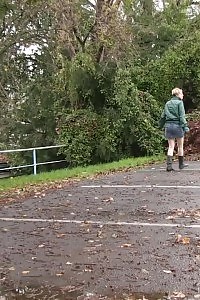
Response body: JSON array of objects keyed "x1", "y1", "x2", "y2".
[{"x1": 0, "y1": 0, "x2": 200, "y2": 170}]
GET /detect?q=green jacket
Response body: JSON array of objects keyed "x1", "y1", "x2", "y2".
[{"x1": 159, "y1": 96, "x2": 189, "y2": 131}]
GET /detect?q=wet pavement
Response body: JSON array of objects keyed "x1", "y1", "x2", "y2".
[{"x1": 0, "y1": 161, "x2": 200, "y2": 299}]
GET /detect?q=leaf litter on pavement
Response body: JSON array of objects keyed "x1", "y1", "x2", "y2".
[{"x1": 166, "y1": 209, "x2": 200, "y2": 221}]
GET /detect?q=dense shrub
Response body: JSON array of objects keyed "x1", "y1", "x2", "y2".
[{"x1": 57, "y1": 66, "x2": 163, "y2": 166}]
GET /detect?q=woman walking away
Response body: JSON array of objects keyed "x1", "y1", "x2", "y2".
[{"x1": 159, "y1": 88, "x2": 189, "y2": 171}]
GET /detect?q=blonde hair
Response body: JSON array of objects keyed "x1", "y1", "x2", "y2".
[{"x1": 172, "y1": 87, "x2": 182, "y2": 97}]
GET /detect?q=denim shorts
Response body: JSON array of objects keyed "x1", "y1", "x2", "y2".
[{"x1": 165, "y1": 123, "x2": 184, "y2": 139}]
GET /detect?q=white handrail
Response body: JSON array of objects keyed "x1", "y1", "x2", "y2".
[
  {"x1": 0, "y1": 145, "x2": 66, "y2": 175},
  {"x1": 0, "y1": 145, "x2": 65, "y2": 153}
]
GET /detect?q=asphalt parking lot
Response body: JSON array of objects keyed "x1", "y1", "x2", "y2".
[{"x1": 0, "y1": 161, "x2": 200, "y2": 299}]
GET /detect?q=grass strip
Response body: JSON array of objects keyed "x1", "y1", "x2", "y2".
[{"x1": 0, "y1": 154, "x2": 165, "y2": 193}]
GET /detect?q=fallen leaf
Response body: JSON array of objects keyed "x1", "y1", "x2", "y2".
[
  {"x1": 175, "y1": 235, "x2": 190, "y2": 244},
  {"x1": 56, "y1": 272, "x2": 64, "y2": 277},
  {"x1": 65, "y1": 285, "x2": 81, "y2": 292},
  {"x1": 195, "y1": 255, "x2": 200, "y2": 261},
  {"x1": 2, "y1": 228, "x2": 9, "y2": 232},
  {"x1": 163, "y1": 270, "x2": 172, "y2": 274},
  {"x1": 97, "y1": 230, "x2": 102, "y2": 237},
  {"x1": 176, "y1": 234, "x2": 182, "y2": 243},
  {"x1": 84, "y1": 268, "x2": 92, "y2": 272},
  {"x1": 181, "y1": 237, "x2": 190, "y2": 244},
  {"x1": 172, "y1": 292, "x2": 186, "y2": 298},
  {"x1": 83, "y1": 220, "x2": 91, "y2": 224},
  {"x1": 22, "y1": 270, "x2": 30, "y2": 275},
  {"x1": 103, "y1": 197, "x2": 114, "y2": 202},
  {"x1": 112, "y1": 233, "x2": 118, "y2": 238},
  {"x1": 141, "y1": 269, "x2": 149, "y2": 274},
  {"x1": 121, "y1": 243, "x2": 132, "y2": 248},
  {"x1": 56, "y1": 233, "x2": 66, "y2": 238},
  {"x1": 32, "y1": 257, "x2": 37, "y2": 260}
]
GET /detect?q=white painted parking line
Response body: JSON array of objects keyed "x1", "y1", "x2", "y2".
[
  {"x1": 0, "y1": 217, "x2": 199, "y2": 228},
  {"x1": 81, "y1": 184, "x2": 200, "y2": 189}
]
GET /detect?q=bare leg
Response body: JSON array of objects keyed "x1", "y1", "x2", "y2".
[
  {"x1": 177, "y1": 137, "x2": 184, "y2": 156},
  {"x1": 167, "y1": 139, "x2": 175, "y2": 156}
]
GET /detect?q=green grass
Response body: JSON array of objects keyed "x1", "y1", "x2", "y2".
[{"x1": 0, "y1": 154, "x2": 165, "y2": 192}]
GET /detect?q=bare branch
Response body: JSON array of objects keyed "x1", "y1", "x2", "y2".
[
  {"x1": 86, "y1": 0, "x2": 96, "y2": 9},
  {"x1": 190, "y1": 1, "x2": 200, "y2": 4}
]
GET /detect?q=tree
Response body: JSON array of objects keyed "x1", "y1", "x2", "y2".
[
  {"x1": 1, "y1": 0, "x2": 200, "y2": 171},
  {"x1": 136, "y1": 21, "x2": 200, "y2": 109},
  {"x1": 50, "y1": 0, "x2": 136, "y2": 62},
  {"x1": 0, "y1": 0, "x2": 53, "y2": 146},
  {"x1": 0, "y1": 0, "x2": 59, "y2": 172}
]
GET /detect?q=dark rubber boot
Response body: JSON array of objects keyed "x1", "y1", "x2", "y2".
[
  {"x1": 178, "y1": 156, "x2": 188, "y2": 170},
  {"x1": 166, "y1": 156, "x2": 174, "y2": 171}
]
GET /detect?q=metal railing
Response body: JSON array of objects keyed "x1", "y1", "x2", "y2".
[{"x1": 0, "y1": 145, "x2": 65, "y2": 175}]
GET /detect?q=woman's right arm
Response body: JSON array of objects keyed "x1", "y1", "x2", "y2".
[{"x1": 158, "y1": 109, "x2": 166, "y2": 129}]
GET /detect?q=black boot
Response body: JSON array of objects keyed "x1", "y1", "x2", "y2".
[
  {"x1": 178, "y1": 156, "x2": 188, "y2": 170},
  {"x1": 166, "y1": 156, "x2": 174, "y2": 171}
]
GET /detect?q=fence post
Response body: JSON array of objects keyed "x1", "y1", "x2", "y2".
[{"x1": 32, "y1": 149, "x2": 37, "y2": 175}]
